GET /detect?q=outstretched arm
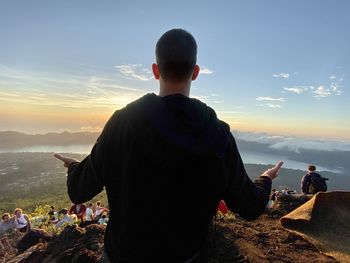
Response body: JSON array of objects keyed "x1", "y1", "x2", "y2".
[
  {"x1": 261, "y1": 161, "x2": 283, "y2": 180},
  {"x1": 53, "y1": 154, "x2": 79, "y2": 168},
  {"x1": 54, "y1": 111, "x2": 121, "y2": 204},
  {"x1": 224, "y1": 135, "x2": 283, "y2": 220},
  {"x1": 54, "y1": 142, "x2": 104, "y2": 204}
]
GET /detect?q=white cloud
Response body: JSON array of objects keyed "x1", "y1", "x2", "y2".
[
  {"x1": 331, "y1": 82, "x2": 342, "y2": 95},
  {"x1": 283, "y1": 86, "x2": 310, "y2": 94},
  {"x1": 0, "y1": 65, "x2": 145, "y2": 110},
  {"x1": 329, "y1": 75, "x2": 337, "y2": 80},
  {"x1": 235, "y1": 131, "x2": 350, "y2": 152},
  {"x1": 257, "y1": 103, "x2": 282, "y2": 108},
  {"x1": 115, "y1": 64, "x2": 153, "y2": 81},
  {"x1": 273, "y1": 73, "x2": 290, "y2": 79},
  {"x1": 283, "y1": 81, "x2": 343, "y2": 99},
  {"x1": 313, "y1": 86, "x2": 331, "y2": 98},
  {"x1": 200, "y1": 66, "x2": 214, "y2": 75},
  {"x1": 256, "y1": 97, "x2": 285, "y2": 102}
]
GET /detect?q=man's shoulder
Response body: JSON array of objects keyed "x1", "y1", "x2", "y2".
[
  {"x1": 124, "y1": 93, "x2": 156, "y2": 110},
  {"x1": 310, "y1": 172, "x2": 321, "y2": 178},
  {"x1": 188, "y1": 97, "x2": 231, "y2": 128},
  {"x1": 107, "y1": 94, "x2": 154, "y2": 121}
]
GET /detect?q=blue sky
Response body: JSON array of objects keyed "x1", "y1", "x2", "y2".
[{"x1": 0, "y1": 0, "x2": 349, "y2": 140}]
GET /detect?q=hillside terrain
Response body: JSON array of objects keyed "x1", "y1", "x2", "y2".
[
  {"x1": 0, "y1": 152, "x2": 107, "y2": 213},
  {"x1": 2, "y1": 196, "x2": 338, "y2": 263},
  {"x1": 1, "y1": 152, "x2": 349, "y2": 213},
  {"x1": 0, "y1": 150, "x2": 348, "y2": 262},
  {"x1": 1, "y1": 130, "x2": 349, "y2": 174}
]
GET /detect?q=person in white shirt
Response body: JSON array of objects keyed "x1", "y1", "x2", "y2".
[
  {"x1": 55, "y1": 209, "x2": 77, "y2": 229},
  {"x1": 14, "y1": 208, "x2": 30, "y2": 233},
  {"x1": 85, "y1": 203, "x2": 94, "y2": 221},
  {"x1": 94, "y1": 201, "x2": 104, "y2": 219},
  {"x1": 98, "y1": 214, "x2": 108, "y2": 225}
]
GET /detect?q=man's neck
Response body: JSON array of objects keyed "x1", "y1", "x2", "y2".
[{"x1": 158, "y1": 78, "x2": 191, "y2": 97}]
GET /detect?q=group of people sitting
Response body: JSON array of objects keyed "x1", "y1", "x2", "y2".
[
  {"x1": 0, "y1": 202, "x2": 109, "y2": 254},
  {"x1": 47, "y1": 201, "x2": 109, "y2": 227}
]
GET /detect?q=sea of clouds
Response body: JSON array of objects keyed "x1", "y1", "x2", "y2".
[{"x1": 233, "y1": 131, "x2": 350, "y2": 153}]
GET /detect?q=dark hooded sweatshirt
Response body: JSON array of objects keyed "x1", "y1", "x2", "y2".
[{"x1": 67, "y1": 93, "x2": 271, "y2": 262}]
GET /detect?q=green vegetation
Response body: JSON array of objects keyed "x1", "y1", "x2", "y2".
[
  {"x1": 0, "y1": 152, "x2": 107, "y2": 214},
  {"x1": 0, "y1": 152, "x2": 347, "y2": 215}
]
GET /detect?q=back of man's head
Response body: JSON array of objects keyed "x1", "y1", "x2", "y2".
[
  {"x1": 308, "y1": 165, "x2": 316, "y2": 172},
  {"x1": 156, "y1": 29, "x2": 197, "y2": 82}
]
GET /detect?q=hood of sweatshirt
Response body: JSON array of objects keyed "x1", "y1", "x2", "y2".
[{"x1": 124, "y1": 93, "x2": 231, "y2": 165}]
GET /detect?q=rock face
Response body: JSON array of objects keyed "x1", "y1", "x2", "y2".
[
  {"x1": 268, "y1": 194, "x2": 312, "y2": 216},
  {"x1": 5, "y1": 196, "x2": 336, "y2": 263},
  {"x1": 43, "y1": 224, "x2": 105, "y2": 263},
  {"x1": 17, "y1": 229, "x2": 52, "y2": 253},
  {"x1": 4, "y1": 224, "x2": 105, "y2": 263}
]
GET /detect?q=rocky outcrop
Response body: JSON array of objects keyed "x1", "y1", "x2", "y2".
[
  {"x1": 267, "y1": 194, "x2": 312, "y2": 217},
  {"x1": 17, "y1": 229, "x2": 51, "y2": 253},
  {"x1": 5, "y1": 196, "x2": 336, "y2": 263}
]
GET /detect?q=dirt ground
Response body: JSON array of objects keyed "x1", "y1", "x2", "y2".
[
  {"x1": 2, "y1": 210, "x2": 339, "y2": 262},
  {"x1": 208, "y1": 214, "x2": 337, "y2": 263}
]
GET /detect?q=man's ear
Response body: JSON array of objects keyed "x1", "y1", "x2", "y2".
[
  {"x1": 152, "y1": 63, "x2": 160, "y2": 80},
  {"x1": 192, "y1": 65, "x2": 200, "y2": 80}
]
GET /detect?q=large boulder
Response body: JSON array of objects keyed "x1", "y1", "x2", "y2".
[
  {"x1": 17, "y1": 229, "x2": 51, "y2": 253},
  {"x1": 42, "y1": 224, "x2": 105, "y2": 263},
  {"x1": 268, "y1": 194, "x2": 312, "y2": 216}
]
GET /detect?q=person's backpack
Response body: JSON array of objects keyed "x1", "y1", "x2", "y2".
[{"x1": 309, "y1": 173, "x2": 328, "y2": 194}]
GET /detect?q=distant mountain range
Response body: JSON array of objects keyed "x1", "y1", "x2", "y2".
[
  {"x1": 1, "y1": 130, "x2": 349, "y2": 174},
  {"x1": 0, "y1": 131, "x2": 99, "y2": 149}
]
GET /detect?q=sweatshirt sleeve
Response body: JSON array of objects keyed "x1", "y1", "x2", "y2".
[
  {"x1": 66, "y1": 111, "x2": 120, "y2": 204},
  {"x1": 223, "y1": 135, "x2": 272, "y2": 221},
  {"x1": 66, "y1": 139, "x2": 105, "y2": 204},
  {"x1": 301, "y1": 174, "x2": 310, "y2": 194}
]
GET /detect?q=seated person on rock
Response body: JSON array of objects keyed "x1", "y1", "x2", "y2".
[
  {"x1": 301, "y1": 165, "x2": 328, "y2": 195},
  {"x1": 55, "y1": 208, "x2": 77, "y2": 229},
  {"x1": 69, "y1": 203, "x2": 86, "y2": 222},
  {"x1": 0, "y1": 213, "x2": 16, "y2": 253},
  {"x1": 13, "y1": 208, "x2": 31, "y2": 233}
]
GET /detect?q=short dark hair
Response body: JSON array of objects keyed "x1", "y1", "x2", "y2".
[
  {"x1": 156, "y1": 29, "x2": 197, "y2": 82},
  {"x1": 308, "y1": 165, "x2": 316, "y2": 171},
  {"x1": 59, "y1": 208, "x2": 68, "y2": 215}
]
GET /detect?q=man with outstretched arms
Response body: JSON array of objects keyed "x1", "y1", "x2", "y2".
[{"x1": 55, "y1": 29, "x2": 283, "y2": 262}]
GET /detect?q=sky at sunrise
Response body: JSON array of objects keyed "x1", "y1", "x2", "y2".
[{"x1": 0, "y1": 0, "x2": 349, "y2": 140}]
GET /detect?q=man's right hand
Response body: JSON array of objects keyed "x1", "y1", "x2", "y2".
[
  {"x1": 261, "y1": 161, "x2": 283, "y2": 180},
  {"x1": 54, "y1": 153, "x2": 79, "y2": 169}
]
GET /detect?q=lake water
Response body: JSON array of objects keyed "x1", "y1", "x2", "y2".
[
  {"x1": 239, "y1": 150, "x2": 341, "y2": 173},
  {"x1": 0, "y1": 144, "x2": 342, "y2": 173}
]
